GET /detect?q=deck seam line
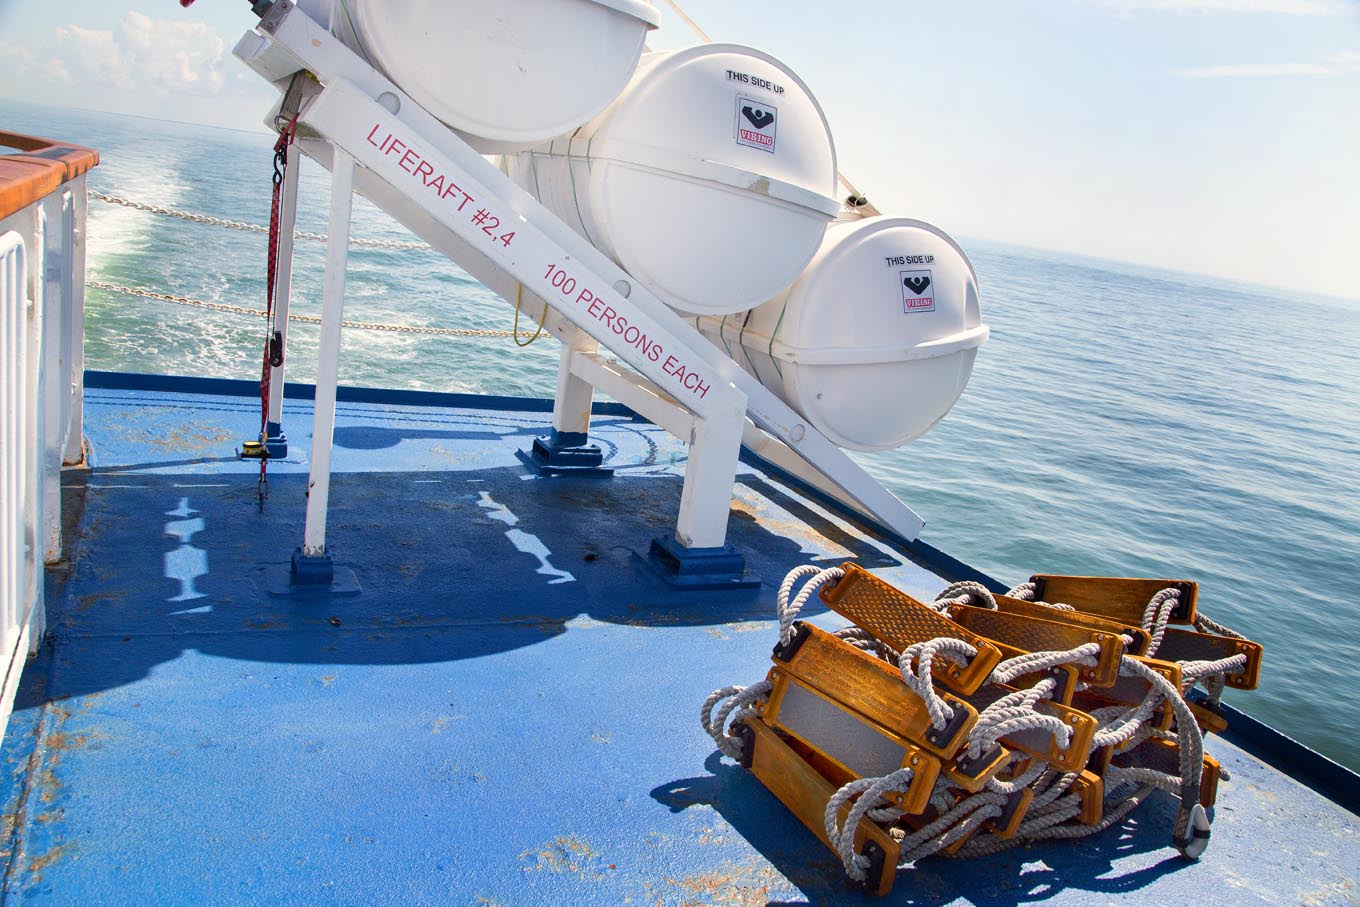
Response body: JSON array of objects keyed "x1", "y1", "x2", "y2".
[{"x1": 0, "y1": 699, "x2": 59, "y2": 900}]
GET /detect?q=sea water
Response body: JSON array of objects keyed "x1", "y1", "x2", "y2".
[{"x1": 4, "y1": 101, "x2": 1358, "y2": 772}]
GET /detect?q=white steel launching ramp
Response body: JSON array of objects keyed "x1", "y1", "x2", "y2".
[{"x1": 234, "y1": 1, "x2": 925, "y2": 589}]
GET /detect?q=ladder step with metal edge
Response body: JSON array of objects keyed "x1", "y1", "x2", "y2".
[{"x1": 232, "y1": 0, "x2": 927, "y2": 590}]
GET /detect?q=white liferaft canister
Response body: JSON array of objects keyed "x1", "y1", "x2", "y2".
[
  {"x1": 697, "y1": 216, "x2": 989, "y2": 452},
  {"x1": 505, "y1": 45, "x2": 841, "y2": 316},
  {"x1": 308, "y1": 0, "x2": 660, "y2": 152}
]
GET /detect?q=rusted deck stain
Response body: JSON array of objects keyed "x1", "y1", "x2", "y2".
[
  {"x1": 519, "y1": 835, "x2": 606, "y2": 877},
  {"x1": 41, "y1": 732, "x2": 93, "y2": 756},
  {"x1": 652, "y1": 859, "x2": 786, "y2": 907},
  {"x1": 25, "y1": 844, "x2": 68, "y2": 882},
  {"x1": 126, "y1": 423, "x2": 234, "y2": 452}
]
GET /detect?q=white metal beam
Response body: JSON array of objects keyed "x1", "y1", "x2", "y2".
[
  {"x1": 40, "y1": 195, "x2": 66, "y2": 564},
  {"x1": 300, "y1": 149, "x2": 354, "y2": 558},
  {"x1": 570, "y1": 352, "x2": 696, "y2": 442},
  {"x1": 553, "y1": 329, "x2": 598, "y2": 439},
  {"x1": 236, "y1": 2, "x2": 926, "y2": 543}
]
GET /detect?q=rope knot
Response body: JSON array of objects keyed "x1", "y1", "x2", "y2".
[
  {"x1": 776, "y1": 565, "x2": 844, "y2": 644},
  {"x1": 899, "y1": 637, "x2": 977, "y2": 729},
  {"x1": 700, "y1": 682, "x2": 772, "y2": 761},
  {"x1": 934, "y1": 580, "x2": 997, "y2": 611},
  {"x1": 824, "y1": 768, "x2": 916, "y2": 881},
  {"x1": 1142, "y1": 587, "x2": 1181, "y2": 656}
]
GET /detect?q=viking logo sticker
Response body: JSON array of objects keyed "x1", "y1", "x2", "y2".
[
  {"x1": 904, "y1": 275, "x2": 931, "y2": 295},
  {"x1": 742, "y1": 107, "x2": 774, "y2": 129},
  {"x1": 735, "y1": 96, "x2": 777, "y2": 152},
  {"x1": 900, "y1": 270, "x2": 935, "y2": 313}
]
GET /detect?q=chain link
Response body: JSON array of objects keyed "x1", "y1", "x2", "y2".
[
  {"x1": 91, "y1": 192, "x2": 432, "y2": 252},
  {"x1": 86, "y1": 280, "x2": 524, "y2": 339}
]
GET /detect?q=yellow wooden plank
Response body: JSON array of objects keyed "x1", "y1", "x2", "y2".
[
  {"x1": 995, "y1": 594, "x2": 1154, "y2": 656},
  {"x1": 774, "y1": 622, "x2": 976, "y2": 759},
  {"x1": 1073, "y1": 770, "x2": 1105, "y2": 825},
  {"x1": 946, "y1": 603, "x2": 1126, "y2": 687},
  {"x1": 819, "y1": 563, "x2": 1002, "y2": 695},
  {"x1": 764, "y1": 669, "x2": 941, "y2": 814},
  {"x1": 1155, "y1": 627, "x2": 1262, "y2": 690},
  {"x1": 1029, "y1": 574, "x2": 1198, "y2": 625},
  {"x1": 742, "y1": 716, "x2": 902, "y2": 896}
]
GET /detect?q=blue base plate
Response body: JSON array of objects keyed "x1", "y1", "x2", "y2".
[
  {"x1": 519, "y1": 430, "x2": 615, "y2": 476},
  {"x1": 262, "y1": 563, "x2": 361, "y2": 596},
  {"x1": 643, "y1": 536, "x2": 761, "y2": 590}
]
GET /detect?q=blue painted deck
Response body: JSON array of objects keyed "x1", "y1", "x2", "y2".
[{"x1": 1, "y1": 381, "x2": 1356, "y2": 906}]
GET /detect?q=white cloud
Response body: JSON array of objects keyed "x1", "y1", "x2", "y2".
[
  {"x1": 55, "y1": 24, "x2": 129, "y2": 89},
  {"x1": 0, "y1": 40, "x2": 37, "y2": 78},
  {"x1": 48, "y1": 59, "x2": 74, "y2": 86},
  {"x1": 1080, "y1": 0, "x2": 1351, "y2": 13},
  {"x1": 52, "y1": 12, "x2": 229, "y2": 98},
  {"x1": 0, "y1": 10, "x2": 278, "y2": 132},
  {"x1": 1330, "y1": 50, "x2": 1360, "y2": 72},
  {"x1": 1178, "y1": 62, "x2": 1340, "y2": 76},
  {"x1": 1175, "y1": 53, "x2": 1360, "y2": 77}
]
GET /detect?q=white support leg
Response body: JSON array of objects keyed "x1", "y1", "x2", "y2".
[
  {"x1": 264, "y1": 141, "x2": 301, "y2": 456},
  {"x1": 299, "y1": 148, "x2": 354, "y2": 564},
  {"x1": 675, "y1": 403, "x2": 746, "y2": 550},
  {"x1": 551, "y1": 329, "x2": 597, "y2": 438},
  {"x1": 527, "y1": 328, "x2": 611, "y2": 472},
  {"x1": 649, "y1": 394, "x2": 758, "y2": 589}
]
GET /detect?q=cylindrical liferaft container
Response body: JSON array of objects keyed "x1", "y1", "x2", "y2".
[
  {"x1": 302, "y1": 0, "x2": 660, "y2": 152},
  {"x1": 505, "y1": 45, "x2": 841, "y2": 316},
  {"x1": 697, "y1": 216, "x2": 989, "y2": 452}
]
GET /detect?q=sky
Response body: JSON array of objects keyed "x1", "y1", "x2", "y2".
[{"x1": 1, "y1": 0, "x2": 1358, "y2": 300}]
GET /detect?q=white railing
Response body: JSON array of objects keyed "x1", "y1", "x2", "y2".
[{"x1": 0, "y1": 133, "x2": 91, "y2": 743}]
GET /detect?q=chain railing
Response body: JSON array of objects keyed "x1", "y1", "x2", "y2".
[
  {"x1": 92, "y1": 193, "x2": 431, "y2": 251},
  {"x1": 86, "y1": 280, "x2": 521, "y2": 338},
  {"x1": 86, "y1": 193, "x2": 549, "y2": 340}
]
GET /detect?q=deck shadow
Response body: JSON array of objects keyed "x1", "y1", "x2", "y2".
[
  {"x1": 332, "y1": 424, "x2": 541, "y2": 448},
  {"x1": 735, "y1": 474, "x2": 903, "y2": 571},
  {"x1": 651, "y1": 751, "x2": 1192, "y2": 907},
  {"x1": 329, "y1": 414, "x2": 656, "y2": 462},
  {"x1": 24, "y1": 460, "x2": 911, "y2": 704}
]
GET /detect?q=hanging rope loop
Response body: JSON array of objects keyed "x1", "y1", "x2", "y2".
[{"x1": 776, "y1": 565, "x2": 844, "y2": 645}]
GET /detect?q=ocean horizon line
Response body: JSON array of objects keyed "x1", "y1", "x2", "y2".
[{"x1": 5, "y1": 96, "x2": 1355, "y2": 311}]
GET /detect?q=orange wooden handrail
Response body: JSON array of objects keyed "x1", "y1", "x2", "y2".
[{"x1": 0, "y1": 130, "x2": 100, "y2": 221}]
